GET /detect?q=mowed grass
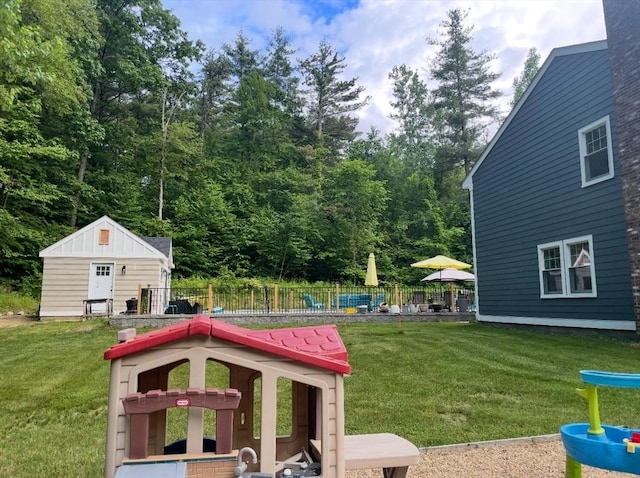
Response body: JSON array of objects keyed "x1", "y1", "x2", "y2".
[{"x1": 2, "y1": 319, "x2": 640, "y2": 477}]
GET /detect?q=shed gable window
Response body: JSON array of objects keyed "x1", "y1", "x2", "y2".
[
  {"x1": 538, "y1": 235, "x2": 596, "y2": 298},
  {"x1": 99, "y1": 228, "x2": 110, "y2": 245},
  {"x1": 578, "y1": 116, "x2": 614, "y2": 187}
]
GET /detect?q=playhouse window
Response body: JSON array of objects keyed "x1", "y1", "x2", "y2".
[
  {"x1": 578, "y1": 116, "x2": 614, "y2": 187},
  {"x1": 538, "y1": 235, "x2": 596, "y2": 298},
  {"x1": 166, "y1": 362, "x2": 190, "y2": 449},
  {"x1": 250, "y1": 374, "x2": 294, "y2": 439},
  {"x1": 277, "y1": 377, "x2": 293, "y2": 437}
]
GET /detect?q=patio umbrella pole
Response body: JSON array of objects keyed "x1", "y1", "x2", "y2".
[{"x1": 450, "y1": 282, "x2": 454, "y2": 311}]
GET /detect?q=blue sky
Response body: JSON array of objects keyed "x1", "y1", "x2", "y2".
[{"x1": 162, "y1": 0, "x2": 606, "y2": 135}]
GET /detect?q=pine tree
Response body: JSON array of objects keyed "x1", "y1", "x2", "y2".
[
  {"x1": 263, "y1": 27, "x2": 300, "y2": 115},
  {"x1": 511, "y1": 47, "x2": 541, "y2": 107},
  {"x1": 300, "y1": 39, "x2": 369, "y2": 141},
  {"x1": 388, "y1": 64, "x2": 436, "y2": 171},
  {"x1": 222, "y1": 31, "x2": 261, "y2": 85},
  {"x1": 429, "y1": 8, "x2": 502, "y2": 175}
]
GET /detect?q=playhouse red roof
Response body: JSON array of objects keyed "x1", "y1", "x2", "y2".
[{"x1": 104, "y1": 315, "x2": 351, "y2": 374}]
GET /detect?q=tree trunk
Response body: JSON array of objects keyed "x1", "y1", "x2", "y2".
[
  {"x1": 158, "y1": 89, "x2": 168, "y2": 220},
  {"x1": 71, "y1": 80, "x2": 101, "y2": 227}
]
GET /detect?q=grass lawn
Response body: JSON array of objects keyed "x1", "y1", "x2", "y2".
[{"x1": 1, "y1": 319, "x2": 640, "y2": 477}]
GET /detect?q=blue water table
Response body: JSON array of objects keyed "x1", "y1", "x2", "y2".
[{"x1": 560, "y1": 370, "x2": 640, "y2": 477}]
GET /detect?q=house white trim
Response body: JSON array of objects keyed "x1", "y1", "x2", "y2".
[
  {"x1": 578, "y1": 115, "x2": 614, "y2": 187},
  {"x1": 537, "y1": 235, "x2": 597, "y2": 299},
  {"x1": 477, "y1": 314, "x2": 635, "y2": 331}
]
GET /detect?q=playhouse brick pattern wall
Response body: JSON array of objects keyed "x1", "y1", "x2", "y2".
[
  {"x1": 604, "y1": 0, "x2": 640, "y2": 330},
  {"x1": 187, "y1": 460, "x2": 236, "y2": 478}
]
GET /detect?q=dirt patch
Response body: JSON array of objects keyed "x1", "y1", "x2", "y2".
[{"x1": 0, "y1": 315, "x2": 37, "y2": 327}]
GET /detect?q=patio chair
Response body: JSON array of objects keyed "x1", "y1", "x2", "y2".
[
  {"x1": 469, "y1": 293, "x2": 476, "y2": 311},
  {"x1": 302, "y1": 294, "x2": 324, "y2": 309}
]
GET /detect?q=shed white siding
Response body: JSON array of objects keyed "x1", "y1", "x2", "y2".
[
  {"x1": 39, "y1": 216, "x2": 173, "y2": 318},
  {"x1": 39, "y1": 257, "x2": 167, "y2": 317}
]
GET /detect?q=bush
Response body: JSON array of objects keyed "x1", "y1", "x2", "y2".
[{"x1": 0, "y1": 290, "x2": 39, "y2": 315}]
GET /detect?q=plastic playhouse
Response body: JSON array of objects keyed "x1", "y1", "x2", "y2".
[
  {"x1": 104, "y1": 315, "x2": 419, "y2": 478},
  {"x1": 561, "y1": 370, "x2": 640, "y2": 477}
]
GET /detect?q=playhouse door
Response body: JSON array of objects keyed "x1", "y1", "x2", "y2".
[{"x1": 88, "y1": 263, "x2": 114, "y2": 313}]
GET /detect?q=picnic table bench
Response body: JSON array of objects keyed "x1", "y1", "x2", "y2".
[
  {"x1": 311, "y1": 433, "x2": 420, "y2": 478},
  {"x1": 83, "y1": 298, "x2": 113, "y2": 316}
]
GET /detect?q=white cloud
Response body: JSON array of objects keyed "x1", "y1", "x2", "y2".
[{"x1": 164, "y1": 0, "x2": 606, "y2": 136}]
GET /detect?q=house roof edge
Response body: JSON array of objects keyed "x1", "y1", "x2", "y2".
[{"x1": 463, "y1": 39, "x2": 608, "y2": 189}]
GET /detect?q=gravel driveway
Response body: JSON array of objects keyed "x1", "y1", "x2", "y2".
[{"x1": 345, "y1": 435, "x2": 635, "y2": 477}]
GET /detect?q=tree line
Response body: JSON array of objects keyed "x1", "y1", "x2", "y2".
[{"x1": 0, "y1": 0, "x2": 539, "y2": 294}]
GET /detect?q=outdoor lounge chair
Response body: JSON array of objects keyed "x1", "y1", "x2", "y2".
[{"x1": 302, "y1": 294, "x2": 324, "y2": 309}]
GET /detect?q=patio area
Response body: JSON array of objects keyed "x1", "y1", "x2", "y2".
[{"x1": 122, "y1": 284, "x2": 475, "y2": 317}]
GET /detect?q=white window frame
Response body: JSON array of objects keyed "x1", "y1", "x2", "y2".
[
  {"x1": 538, "y1": 235, "x2": 597, "y2": 299},
  {"x1": 578, "y1": 115, "x2": 614, "y2": 187}
]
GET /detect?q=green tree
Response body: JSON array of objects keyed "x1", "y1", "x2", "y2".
[
  {"x1": 171, "y1": 182, "x2": 239, "y2": 277},
  {"x1": 233, "y1": 70, "x2": 286, "y2": 170},
  {"x1": 300, "y1": 40, "x2": 369, "y2": 145},
  {"x1": 248, "y1": 184, "x2": 321, "y2": 280},
  {"x1": 0, "y1": 0, "x2": 97, "y2": 289},
  {"x1": 72, "y1": 0, "x2": 202, "y2": 227},
  {"x1": 429, "y1": 8, "x2": 501, "y2": 176},
  {"x1": 222, "y1": 31, "x2": 261, "y2": 85},
  {"x1": 197, "y1": 50, "x2": 231, "y2": 142},
  {"x1": 511, "y1": 47, "x2": 540, "y2": 107},
  {"x1": 321, "y1": 159, "x2": 388, "y2": 282},
  {"x1": 388, "y1": 64, "x2": 436, "y2": 172},
  {"x1": 263, "y1": 27, "x2": 301, "y2": 116}
]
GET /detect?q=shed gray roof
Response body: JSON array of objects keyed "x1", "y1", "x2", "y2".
[{"x1": 141, "y1": 236, "x2": 172, "y2": 258}]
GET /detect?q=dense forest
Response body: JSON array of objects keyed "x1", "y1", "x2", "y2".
[{"x1": 0, "y1": 0, "x2": 536, "y2": 294}]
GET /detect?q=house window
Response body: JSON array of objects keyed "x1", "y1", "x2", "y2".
[
  {"x1": 538, "y1": 235, "x2": 596, "y2": 298},
  {"x1": 578, "y1": 116, "x2": 614, "y2": 187},
  {"x1": 540, "y1": 243, "x2": 564, "y2": 296}
]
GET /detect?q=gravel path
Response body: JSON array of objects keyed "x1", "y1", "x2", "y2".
[{"x1": 345, "y1": 435, "x2": 636, "y2": 478}]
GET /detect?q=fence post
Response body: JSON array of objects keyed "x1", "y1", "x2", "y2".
[
  {"x1": 394, "y1": 283, "x2": 399, "y2": 305},
  {"x1": 208, "y1": 284, "x2": 213, "y2": 313},
  {"x1": 335, "y1": 283, "x2": 340, "y2": 311},
  {"x1": 136, "y1": 284, "x2": 142, "y2": 315},
  {"x1": 250, "y1": 289, "x2": 254, "y2": 311},
  {"x1": 273, "y1": 284, "x2": 279, "y2": 312}
]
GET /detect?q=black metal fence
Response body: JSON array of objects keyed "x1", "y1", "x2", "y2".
[{"x1": 132, "y1": 284, "x2": 475, "y2": 315}]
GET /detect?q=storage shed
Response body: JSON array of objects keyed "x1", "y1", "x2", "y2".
[{"x1": 38, "y1": 216, "x2": 173, "y2": 318}]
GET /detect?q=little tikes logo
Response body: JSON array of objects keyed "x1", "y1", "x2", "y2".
[{"x1": 175, "y1": 398, "x2": 191, "y2": 407}]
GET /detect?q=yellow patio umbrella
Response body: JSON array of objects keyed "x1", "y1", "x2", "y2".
[
  {"x1": 365, "y1": 252, "x2": 378, "y2": 287},
  {"x1": 411, "y1": 255, "x2": 472, "y2": 311},
  {"x1": 410, "y1": 255, "x2": 471, "y2": 270}
]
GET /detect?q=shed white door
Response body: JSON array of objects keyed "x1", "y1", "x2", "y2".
[{"x1": 89, "y1": 263, "x2": 114, "y2": 312}]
